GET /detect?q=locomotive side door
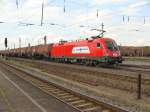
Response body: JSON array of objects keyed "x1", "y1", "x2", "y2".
[{"x1": 96, "y1": 42, "x2": 103, "y2": 57}]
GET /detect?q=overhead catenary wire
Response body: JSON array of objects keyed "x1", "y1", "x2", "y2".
[
  {"x1": 1, "y1": 0, "x2": 150, "y2": 44},
  {"x1": 2, "y1": 0, "x2": 150, "y2": 27},
  {"x1": 7, "y1": 0, "x2": 150, "y2": 28},
  {"x1": 18, "y1": 0, "x2": 56, "y2": 25}
]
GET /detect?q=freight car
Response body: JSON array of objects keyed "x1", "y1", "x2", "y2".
[
  {"x1": 120, "y1": 46, "x2": 150, "y2": 57},
  {"x1": 0, "y1": 36, "x2": 123, "y2": 65}
]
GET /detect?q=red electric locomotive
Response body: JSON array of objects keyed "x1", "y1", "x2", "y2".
[{"x1": 51, "y1": 36, "x2": 122, "y2": 65}]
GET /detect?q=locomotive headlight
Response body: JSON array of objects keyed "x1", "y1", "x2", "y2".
[
  {"x1": 113, "y1": 53, "x2": 118, "y2": 57},
  {"x1": 105, "y1": 52, "x2": 109, "y2": 56},
  {"x1": 118, "y1": 52, "x2": 121, "y2": 56}
]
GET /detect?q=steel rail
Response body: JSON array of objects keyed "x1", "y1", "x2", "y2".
[{"x1": 0, "y1": 61, "x2": 128, "y2": 112}]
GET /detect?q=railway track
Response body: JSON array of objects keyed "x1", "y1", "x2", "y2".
[
  {"x1": 10, "y1": 57, "x2": 150, "y2": 84},
  {"x1": 118, "y1": 64, "x2": 150, "y2": 74},
  {"x1": 5, "y1": 57, "x2": 150, "y2": 96},
  {"x1": 9, "y1": 57, "x2": 150, "y2": 74},
  {"x1": 0, "y1": 61, "x2": 128, "y2": 112},
  {"x1": 11, "y1": 57, "x2": 150, "y2": 74},
  {"x1": 121, "y1": 64, "x2": 150, "y2": 69}
]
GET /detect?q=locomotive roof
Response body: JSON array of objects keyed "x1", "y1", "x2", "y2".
[{"x1": 54, "y1": 37, "x2": 114, "y2": 46}]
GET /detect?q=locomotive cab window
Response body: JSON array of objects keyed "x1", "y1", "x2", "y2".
[
  {"x1": 106, "y1": 41, "x2": 118, "y2": 51},
  {"x1": 97, "y1": 43, "x2": 102, "y2": 48},
  {"x1": 106, "y1": 41, "x2": 113, "y2": 50}
]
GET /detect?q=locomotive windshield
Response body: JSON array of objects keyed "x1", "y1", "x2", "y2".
[{"x1": 106, "y1": 41, "x2": 119, "y2": 51}]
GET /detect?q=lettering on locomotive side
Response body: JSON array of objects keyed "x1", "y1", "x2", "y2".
[{"x1": 72, "y1": 46, "x2": 90, "y2": 54}]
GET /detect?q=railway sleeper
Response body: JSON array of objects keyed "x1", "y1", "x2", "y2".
[
  {"x1": 53, "y1": 91, "x2": 65, "y2": 95},
  {"x1": 75, "y1": 102, "x2": 93, "y2": 108},
  {"x1": 40, "y1": 86, "x2": 55, "y2": 89},
  {"x1": 45, "y1": 87, "x2": 57, "y2": 90},
  {"x1": 82, "y1": 106, "x2": 101, "y2": 112},
  {"x1": 47, "y1": 88, "x2": 60, "y2": 92},
  {"x1": 60, "y1": 95, "x2": 74, "y2": 99},
  {"x1": 78, "y1": 104, "x2": 97, "y2": 110},
  {"x1": 56, "y1": 93, "x2": 70, "y2": 97},
  {"x1": 39, "y1": 85, "x2": 54, "y2": 88},
  {"x1": 51, "y1": 90, "x2": 63, "y2": 94},
  {"x1": 65, "y1": 97, "x2": 79, "y2": 102},
  {"x1": 101, "y1": 109, "x2": 111, "y2": 112},
  {"x1": 70, "y1": 100, "x2": 86, "y2": 105}
]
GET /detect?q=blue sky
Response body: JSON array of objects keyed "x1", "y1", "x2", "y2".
[{"x1": 0, "y1": 0, "x2": 150, "y2": 50}]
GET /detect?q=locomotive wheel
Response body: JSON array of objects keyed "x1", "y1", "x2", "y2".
[{"x1": 92, "y1": 61, "x2": 98, "y2": 66}]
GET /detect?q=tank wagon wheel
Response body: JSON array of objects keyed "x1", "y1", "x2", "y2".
[{"x1": 84, "y1": 60, "x2": 90, "y2": 66}]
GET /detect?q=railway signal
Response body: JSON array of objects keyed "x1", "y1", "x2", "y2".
[{"x1": 5, "y1": 38, "x2": 8, "y2": 48}]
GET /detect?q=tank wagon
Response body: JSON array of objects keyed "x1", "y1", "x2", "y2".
[
  {"x1": 120, "y1": 46, "x2": 150, "y2": 57},
  {"x1": 0, "y1": 37, "x2": 123, "y2": 65}
]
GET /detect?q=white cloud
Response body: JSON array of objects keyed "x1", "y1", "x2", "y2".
[
  {"x1": 120, "y1": 1, "x2": 150, "y2": 15},
  {"x1": 23, "y1": 0, "x2": 44, "y2": 8},
  {"x1": 92, "y1": 0, "x2": 129, "y2": 5}
]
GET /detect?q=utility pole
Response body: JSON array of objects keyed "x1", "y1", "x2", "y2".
[
  {"x1": 19, "y1": 38, "x2": 21, "y2": 48},
  {"x1": 144, "y1": 16, "x2": 145, "y2": 24},
  {"x1": 123, "y1": 15, "x2": 125, "y2": 22},
  {"x1": 128, "y1": 16, "x2": 130, "y2": 22},
  {"x1": 28, "y1": 43, "x2": 30, "y2": 47},
  {"x1": 41, "y1": 1, "x2": 44, "y2": 26},
  {"x1": 16, "y1": 0, "x2": 19, "y2": 8},
  {"x1": 64, "y1": 0, "x2": 66, "y2": 13},
  {"x1": 44, "y1": 35, "x2": 47, "y2": 45},
  {"x1": 141, "y1": 47, "x2": 143, "y2": 57},
  {"x1": 97, "y1": 9, "x2": 99, "y2": 18},
  {"x1": 14, "y1": 44, "x2": 15, "y2": 49},
  {"x1": 19, "y1": 38, "x2": 21, "y2": 56}
]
